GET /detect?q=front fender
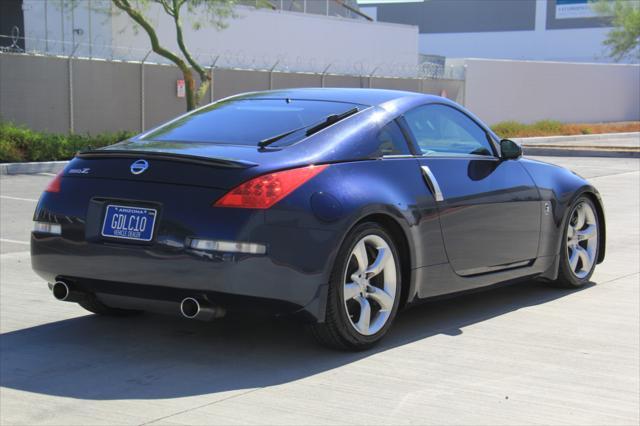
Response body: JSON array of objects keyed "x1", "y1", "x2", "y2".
[{"x1": 520, "y1": 159, "x2": 606, "y2": 263}]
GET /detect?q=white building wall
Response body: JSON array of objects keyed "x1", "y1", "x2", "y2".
[
  {"x1": 420, "y1": 28, "x2": 612, "y2": 63},
  {"x1": 419, "y1": 0, "x2": 613, "y2": 63},
  {"x1": 462, "y1": 58, "x2": 640, "y2": 124},
  {"x1": 110, "y1": 5, "x2": 418, "y2": 76},
  {"x1": 22, "y1": 1, "x2": 419, "y2": 77},
  {"x1": 22, "y1": 0, "x2": 113, "y2": 59}
]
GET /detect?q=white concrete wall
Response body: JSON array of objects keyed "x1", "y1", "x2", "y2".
[
  {"x1": 420, "y1": 27, "x2": 612, "y2": 64},
  {"x1": 23, "y1": 0, "x2": 113, "y2": 59},
  {"x1": 22, "y1": 1, "x2": 418, "y2": 77},
  {"x1": 462, "y1": 58, "x2": 640, "y2": 124},
  {"x1": 110, "y1": 5, "x2": 418, "y2": 77}
]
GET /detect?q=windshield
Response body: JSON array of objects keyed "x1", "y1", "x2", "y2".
[{"x1": 139, "y1": 98, "x2": 364, "y2": 146}]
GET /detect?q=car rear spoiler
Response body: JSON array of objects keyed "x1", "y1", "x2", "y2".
[{"x1": 76, "y1": 149, "x2": 258, "y2": 169}]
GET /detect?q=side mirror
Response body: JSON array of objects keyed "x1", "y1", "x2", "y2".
[{"x1": 500, "y1": 139, "x2": 522, "y2": 160}]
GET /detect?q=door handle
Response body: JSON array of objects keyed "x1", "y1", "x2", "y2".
[{"x1": 421, "y1": 165, "x2": 444, "y2": 202}]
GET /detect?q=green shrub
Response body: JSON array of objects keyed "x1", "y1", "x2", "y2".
[
  {"x1": 0, "y1": 122, "x2": 134, "y2": 162},
  {"x1": 492, "y1": 120, "x2": 564, "y2": 138},
  {"x1": 491, "y1": 121, "x2": 528, "y2": 138},
  {"x1": 531, "y1": 120, "x2": 563, "y2": 134},
  {"x1": 0, "y1": 139, "x2": 22, "y2": 162}
]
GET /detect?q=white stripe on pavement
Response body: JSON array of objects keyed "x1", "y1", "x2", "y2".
[
  {"x1": 0, "y1": 195, "x2": 38, "y2": 202},
  {"x1": 0, "y1": 238, "x2": 30, "y2": 245}
]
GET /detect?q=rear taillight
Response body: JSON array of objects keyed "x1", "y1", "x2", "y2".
[
  {"x1": 45, "y1": 171, "x2": 63, "y2": 193},
  {"x1": 214, "y1": 164, "x2": 329, "y2": 209}
]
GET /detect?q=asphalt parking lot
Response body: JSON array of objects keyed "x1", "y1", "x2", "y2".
[{"x1": 0, "y1": 155, "x2": 638, "y2": 425}]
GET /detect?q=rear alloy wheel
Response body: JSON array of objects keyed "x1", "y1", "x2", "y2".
[
  {"x1": 553, "y1": 196, "x2": 600, "y2": 288},
  {"x1": 311, "y1": 223, "x2": 401, "y2": 350},
  {"x1": 343, "y1": 234, "x2": 397, "y2": 336}
]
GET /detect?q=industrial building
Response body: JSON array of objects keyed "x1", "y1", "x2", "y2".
[{"x1": 359, "y1": 0, "x2": 629, "y2": 63}]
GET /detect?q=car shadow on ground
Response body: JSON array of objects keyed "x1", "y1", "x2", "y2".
[{"x1": 0, "y1": 279, "x2": 593, "y2": 400}]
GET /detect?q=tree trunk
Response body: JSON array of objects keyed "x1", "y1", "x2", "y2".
[{"x1": 183, "y1": 70, "x2": 197, "y2": 111}]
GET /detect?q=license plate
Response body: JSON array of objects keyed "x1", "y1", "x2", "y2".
[{"x1": 101, "y1": 205, "x2": 157, "y2": 242}]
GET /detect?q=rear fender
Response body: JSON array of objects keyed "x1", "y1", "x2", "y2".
[{"x1": 269, "y1": 158, "x2": 440, "y2": 307}]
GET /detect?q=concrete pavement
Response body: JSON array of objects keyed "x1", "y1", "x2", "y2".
[{"x1": 0, "y1": 156, "x2": 638, "y2": 425}]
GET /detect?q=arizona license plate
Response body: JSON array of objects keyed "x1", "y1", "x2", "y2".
[{"x1": 101, "y1": 205, "x2": 157, "y2": 242}]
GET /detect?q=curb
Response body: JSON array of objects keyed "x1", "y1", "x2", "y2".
[
  {"x1": 523, "y1": 147, "x2": 640, "y2": 158},
  {"x1": 514, "y1": 132, "x2": 639, "y2": 145},
  {"x1": 0, "y1": 161, "x2": 68, "y2": 175}
]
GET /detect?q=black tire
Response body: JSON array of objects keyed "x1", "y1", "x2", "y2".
[
  {"x1": 79, "y1": 297, "x2": 142, "y2": 316},
  {"x1": 552, "y1": 196, "x2": 600, "y2": 288},
  {"x1": 311, "y1": 222, "x2": 402, "y2": 351}
]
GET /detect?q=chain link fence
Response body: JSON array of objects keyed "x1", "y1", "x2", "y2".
[
  {"x1": 236, "y1": 0, "x2": 369, "y2": 20},
  {"x1": 0, "y1": 31, "x2": 464, "y2": 81}
]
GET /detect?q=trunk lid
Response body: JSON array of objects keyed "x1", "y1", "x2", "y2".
[{"x1": 66, "y1": 143, "x2": 264, "y2": 190}]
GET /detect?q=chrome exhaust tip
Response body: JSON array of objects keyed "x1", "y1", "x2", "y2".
[
  {"x1": 52, "y1": 281, "x2": 88, "y2": 303},
  {"x1": 180, "y1": 297, "x2": 201, "y2": 319},
  {"x1": 52, "y1": 281, "x2": 71, "y2": 301},
  {"x1": 180, "y1": 297, "x2": 225, "y2": 321}
]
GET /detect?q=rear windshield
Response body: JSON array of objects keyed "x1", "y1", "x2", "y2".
[{"x1": 139, "y1": 98, "x2": 363, "y2": 146}]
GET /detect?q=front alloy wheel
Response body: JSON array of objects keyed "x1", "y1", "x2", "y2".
[
  {"x1": 553, "y1": 196, "x2": 600, "y2": 288},
  {"x1": 566, "y1": 200, "x2": 599, "y2": 279}
]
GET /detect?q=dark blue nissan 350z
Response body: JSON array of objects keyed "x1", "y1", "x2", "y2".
[{"x1": 31, "y1": 88, "x2": 605, "y2": 350}]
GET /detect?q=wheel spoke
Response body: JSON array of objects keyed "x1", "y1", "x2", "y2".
[
  {"x1": 344, "y1": 283, "x2": 360, "y2": 301},
  {"x1": 355, "y1": 296, "x2": 371, "y2": 334},
  {"x1": 576, "y1": 246, "x2": 592, "y2": 271},
  {"x1": 575, "y1": 205, "x2": 586, "y2": 229},
  {"x1": 569, "y1": 248, "x2": 580, "y2": 271},
  {"x1": 576, "y1": 224, "x2": 597, "y2": 241},
  {"x1": 365, "y1": 247, "x2": 390, "y2": 278},
  {"x1": 566, "y1": 201, "x2": 598, "y2": 279},
  {"x1": 353, "y1": 240, "x2": 368, "y2": 274},
  {"x1": 367, "y1": 286, "x2": 394, "y2": 311},
  {"x1": 343, "y1": 234, "x2": 398, "y2": 336}
]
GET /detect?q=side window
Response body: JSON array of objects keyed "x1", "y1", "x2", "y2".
[
  {"x1": 376, "y1": 120, "x2": 411, "y2": 156},
  {"x1": 403, "y1": 104, "x2": 494, "y2": 156}
]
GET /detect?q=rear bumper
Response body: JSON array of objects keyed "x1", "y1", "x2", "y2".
[
  {"x1": 31, "y1": 233, "x2": 331, "y2": 321},
  {"x1": 30, "y1": 172, "x2": 350, "y2": 322}
]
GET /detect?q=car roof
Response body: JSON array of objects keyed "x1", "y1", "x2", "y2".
[{"x1": 231, "y1": 87, "x2": 436, "y2": 107}]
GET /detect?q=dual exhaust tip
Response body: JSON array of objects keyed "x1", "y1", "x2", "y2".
[
  {"x1": 52, "y1": 281, "x2": 87, "y2": 303},
  {"x1": 180, "y1": 297, "x2": 225, "y2": 321},
  {"x1": 52, "y1": 281, "x2": 225, "y2": 321}
]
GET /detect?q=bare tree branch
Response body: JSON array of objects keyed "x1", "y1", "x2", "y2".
[
  {"x1": 156, "y1": 0, "x2": 175, "y2": 18},
  {"x1": 113, "y1": 0, "x2": 200, "y2": 109},
  {"x1": 172, "y1": 0, "x2": 208, "y2": 80},
  {"x1": 107, "y1": 0, "x2": 240, "y2": 110},
  {"x1": 172, "y1": 0, "x2": 211, "y2": 106},
  {"x1": 113, "y1": 0, "x2": 187, "y2": 72}
]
